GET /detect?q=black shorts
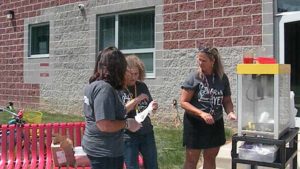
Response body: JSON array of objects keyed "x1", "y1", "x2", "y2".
[{"x1": 183, "y1": 114, "x2": 226, "y2": 149}]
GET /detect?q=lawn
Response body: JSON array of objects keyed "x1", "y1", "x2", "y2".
[
  {"x1": 0, "y1": 111, "x2": 84, "y2": 124},
  {"x1": 41, "y1": 111, "x2": 85, "y2": 122},
  {"x1": 155, "y1": 126, "x2": 184, "y2": 169}
]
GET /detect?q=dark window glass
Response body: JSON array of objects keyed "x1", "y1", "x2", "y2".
[
  {"x1": 119, "y1": 11, "x2": 154, "y2": 50},
  {"x1": 284, "y1": 21, "x2": 300, "y2": 116},
  {"x1": 278, "y1": 0, "x2": 300, "y2": 12},
  {"x1": 99, "y1": 16, "x2": 115, "y2": 50},
  {"x1": 31, "y1": 24, "x2": 49, "y2": 55},
  {"x1": 138, "y1": 53, "x2": 153, "y2": 73},
  {"x1": 97, "y1": 10, "x2": 155, "y2": 75}
]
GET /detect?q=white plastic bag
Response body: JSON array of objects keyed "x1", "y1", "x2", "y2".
[{"x1": 289, "y1": 91, "x2": 298, "y2": 127}]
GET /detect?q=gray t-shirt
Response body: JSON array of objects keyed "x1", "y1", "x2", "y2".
[
  {"x1": 82, "y1": 80, "x2": 126, "y2": 157},
  {"x1": 181, "y1": 71, "x2": 231, "y2": 121}
]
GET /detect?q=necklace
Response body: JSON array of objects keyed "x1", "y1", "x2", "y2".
[
  {"x1": 126, "y1": 88, "x2": 133, "y2": 100},
  {"x1": 134, "y1": 84, "x2": 139, "y2": 113},
  {"x1": 126, "y1": 84, "x2": 139, "y2": 114},
  {"x1": 204, "y1": 74, "x2": 215, "y2": 116}
]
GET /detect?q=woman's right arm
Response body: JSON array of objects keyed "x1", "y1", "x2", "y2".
[
  {"x1": 96, "y1": 119, "x2": 141, "y2": 132},
  {"x1": 180, "y1": 89, "x2": 215, "y2": 124},
  {"x1": 96, "y1": 120, "x2": 126, "y2": 132}
]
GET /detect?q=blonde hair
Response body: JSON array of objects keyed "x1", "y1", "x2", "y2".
[
  {"x1": 198, "y1": 47, "x2": 224, "y2": 79},
  {"x1": 126, "y1": 55, "x2": 146, "y2": 81}
]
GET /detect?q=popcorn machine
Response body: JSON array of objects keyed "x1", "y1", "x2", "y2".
[{"x1": 237, "y1": 64, "x2": 292, "y2": 139}]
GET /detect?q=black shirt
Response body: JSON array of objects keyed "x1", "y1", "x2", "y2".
[{"x1": 181, "y1": 71, "x2": 231, "y2": 121}]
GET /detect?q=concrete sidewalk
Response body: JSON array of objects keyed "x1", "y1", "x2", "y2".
[{"x1": 212, "y1": 135, "x2": 300, "y2": 169}]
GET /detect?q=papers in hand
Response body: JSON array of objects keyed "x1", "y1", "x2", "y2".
[{"x1": 135, "y1": 101, "x2": 154, "y2": 123}]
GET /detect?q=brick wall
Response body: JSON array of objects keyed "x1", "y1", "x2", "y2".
[
  {"x1": 0, "y1": 0, "x2": 83, "y2": 109},
  {"x1": 163, "y1": 0, "x2": 262, "y2": 49},
  {"x1": 0, "y1": 0, "x2": 268, "y2": 119}
]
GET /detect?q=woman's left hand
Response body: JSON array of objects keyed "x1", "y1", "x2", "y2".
[
  {"x1": 152, "y1": 100, "x2": 158, "y2": 110},
  {"x1": 227, "y1": 112, "x2": 237, "y2": 121}
]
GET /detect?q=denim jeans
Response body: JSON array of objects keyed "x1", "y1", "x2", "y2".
[
  {"x1": 124, "y1": 131, "x2": 158, "y2": 169},
  {"x1": 87, "y1": 155, "x2": 124, "y2": 169}
]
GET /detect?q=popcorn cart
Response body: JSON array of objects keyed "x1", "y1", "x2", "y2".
[
  {"x1": 236, "y1": 64, "x2": 292, "y2": 139},
  {"x1": 231, "y1": 64, "x2": 298, "y2": 169}
]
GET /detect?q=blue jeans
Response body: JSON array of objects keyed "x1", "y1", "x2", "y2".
[
  {"x1": 124, "y1": 131, "x2": 158, "y2": 169},
  {"x1": 87, "y1": 155, "x2": 123, "y2": 169}
]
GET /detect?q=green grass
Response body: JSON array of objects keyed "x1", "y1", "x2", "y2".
[
  {"x1": 225, "y1": 126, "x2": 235, "y2": 141},
  {"x1": 41, "y1": 111, "x2": 84, "y2": 123},
  {"x1": 0, "y1": 111, "x2": 84, "y2": 124},
  {"x1": 0, "y1": 111, "x2": 12, "y2": 124},
  {"x1": 154, "y1": 126, "x2": 234, "y2": 169},
  {"x1": 155, "y1": 126, "x2": 184, "y2": 169}
]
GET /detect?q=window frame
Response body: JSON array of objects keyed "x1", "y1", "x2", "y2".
[
  {"x1": 97, "y1": 9, "x2": 155, "y2": 78},
  {"x1": 28, "y1": 22, "x2": 50, "y2": 58}
]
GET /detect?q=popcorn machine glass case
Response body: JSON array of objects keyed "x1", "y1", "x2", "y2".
[{"x1": 237, "y1": 64, "x2": 291, "y2": 139}]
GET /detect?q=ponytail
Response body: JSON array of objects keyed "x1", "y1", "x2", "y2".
[{"x1": 208, "y1": 48, "x2": 224, "y2": 79}]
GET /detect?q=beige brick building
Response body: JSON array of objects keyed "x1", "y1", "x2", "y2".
[{"x1": 0, "y1": 0, "x2": 299, "y2": 124}]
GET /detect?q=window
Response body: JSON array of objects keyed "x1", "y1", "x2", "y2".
[
  {"x1": 98, "y1": 10, "x2": 155, "y2": 77},
  {"x1": 277, "y1": 0, "x2": 300, "y2": 13},
  {"x1": 29, "y1": 23, "x2": 49, "y2": 58}
]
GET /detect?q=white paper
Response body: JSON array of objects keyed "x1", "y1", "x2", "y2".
[
  {"x1": 56, "y1": 150, "x2": 67, "y2": 164},
  {"x1": 135, "y1": 101, "x2": 153, "y2": 123}
]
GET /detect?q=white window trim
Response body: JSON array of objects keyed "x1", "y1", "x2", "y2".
[
  {"x1": 29, "y1": 54, "x2": 49, "y2": 58},
  {"x1": 277, "y1": 11, "x2": 300, "y2": 63},
  {"x1": 121, "y1": 48, "x2": 154, "y2": 54},
  {"x1": 276, "y1": 11, "x2": 300, "y2": 127},
  {"x1": 98, "y1": 9, "x2": 155, "y2": 78},
  {"x1": 28, "y1": 22, "x2": 50, "y2": 58},
  {"x1": 115, "y1": 15, "x2": 119, "y2": 48},
  {"x1": 121, "y1": 48, "x2": 155, "y2": 78}
]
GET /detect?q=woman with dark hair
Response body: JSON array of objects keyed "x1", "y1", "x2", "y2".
[
  {"x1": 82, "y1": 46, "x2": 142, "y2": 169},
  {"x1": 180, "y1": 47, "x2": 236, "y2": 169}
]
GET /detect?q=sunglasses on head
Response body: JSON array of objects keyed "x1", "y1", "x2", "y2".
[{"x1": 198, "y1": 47, "x2": 211, "y2": 53}]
